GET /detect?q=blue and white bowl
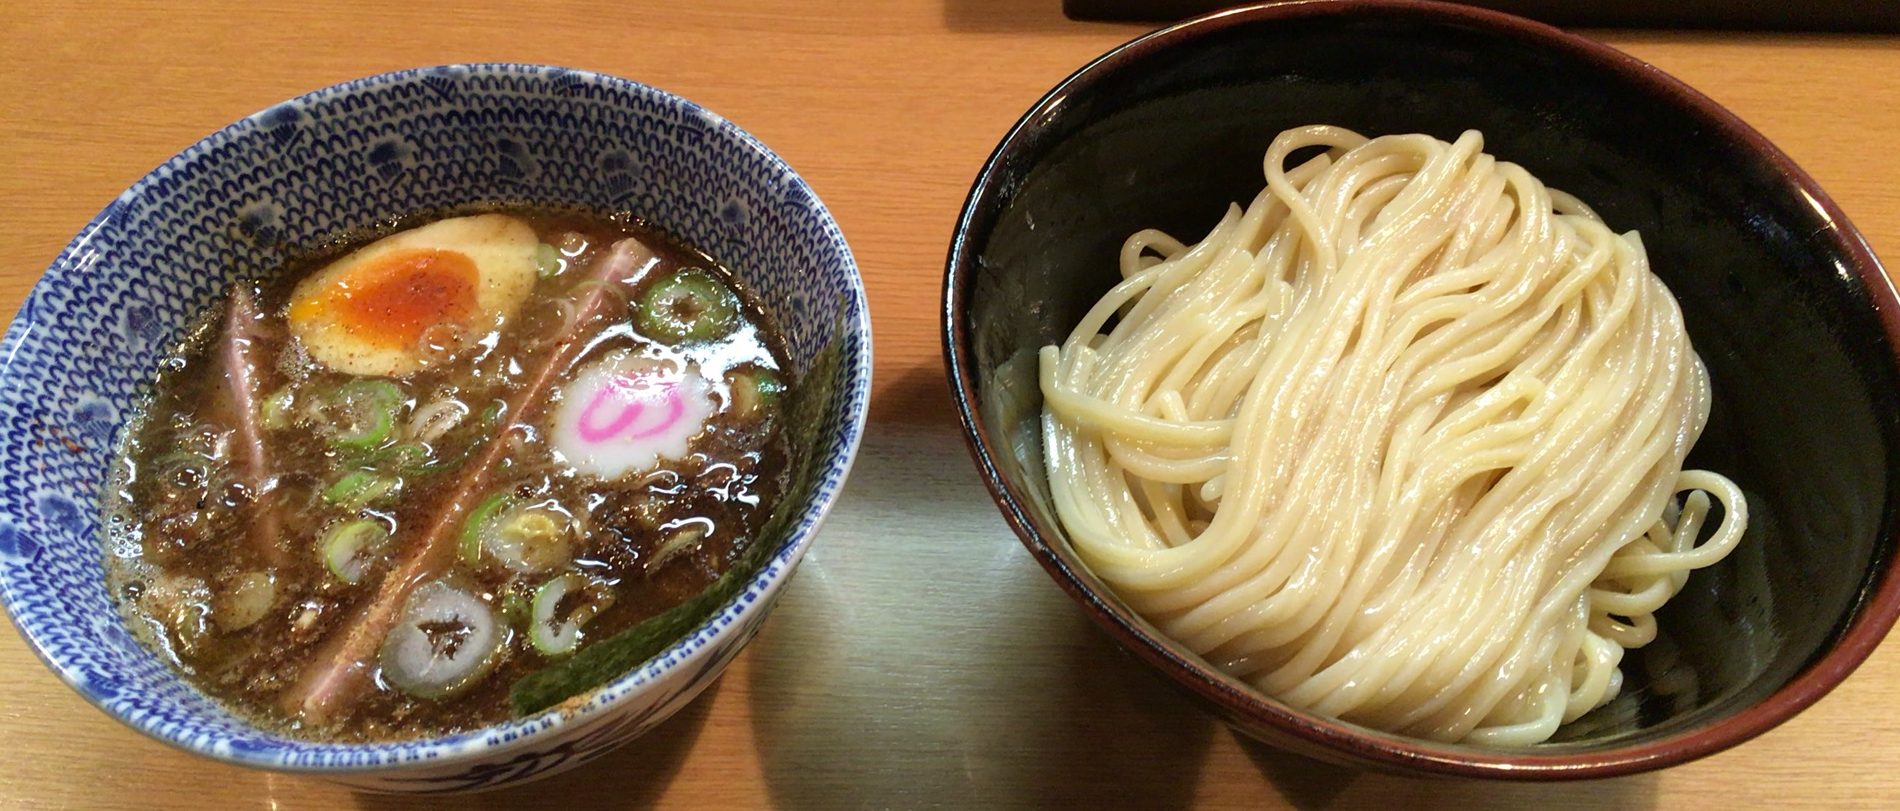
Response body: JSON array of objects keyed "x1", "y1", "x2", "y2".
[{"x1": 0, "y1": 64, "x2": 870, "y2": 792}]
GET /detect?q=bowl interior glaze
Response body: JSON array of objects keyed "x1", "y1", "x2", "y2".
[{"x1": 947, "y1": 0, "x2": 1899, "y2": 777}]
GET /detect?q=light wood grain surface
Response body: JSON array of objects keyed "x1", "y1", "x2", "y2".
[{"x1": 3, "y1": 2, "x2": 1898, "y2": 808}]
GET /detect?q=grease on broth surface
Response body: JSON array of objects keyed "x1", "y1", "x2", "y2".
[{"x1": 104, "y1": 209, "x2": 791, "y2": 741}]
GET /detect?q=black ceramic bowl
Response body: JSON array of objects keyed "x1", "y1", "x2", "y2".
[{"x1": 944, "y1": 0, "x2": 1900, "y2": 780}]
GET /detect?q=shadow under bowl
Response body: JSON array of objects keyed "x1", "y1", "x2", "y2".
[{"x1": 944, "y1": 0, "x2": 1900, "y2": 779}]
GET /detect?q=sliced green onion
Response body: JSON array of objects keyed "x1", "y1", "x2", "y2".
[
  {"x1": 534, "y1": 242, "x2": 564, "y2": 278},
  {"x1": 480, "y1": 400, "x2": 506, "y2": 427},
  {"x1": 142, "y1": 575, "x2": 214, "y2": 655},
  {"x1": 500, "y1": 586, "x2": 530, "y2": 626},
  {"x1": 322, "y1": 519, "x2": 391, "y2": 584},
  {"x1": 261, "y1": 388, "x2": 295, "y2": 431},
  {"x1": 410, "y1": 442, "x2": 479, "y2": 477},
  {"x1": 647, "y1": 524, "x2": 706, "y2": 572},
  {"x1": 529, "y1": 573, "x2": 615, "y2": 656},
  {"x1": 460, "y1": 491, "x2": 514, "y2": 566},
  {"x1": 635, "y1": 268, "x2": 741, "y2": 344},
  {"x1": 326, "y1": 379, "x2": 405, "y2": 450},
  {"x1": 727, "y1": 367, "x2": 785, "y2": 422},
  {"x1": 407, "y1": 398, "x2": 470, "y2": 444},
  {"x1": 322, "y1": 470, "x2": 401, "y2": 510},
  {"x1": 371, "y1": 441, "x2": 432, "y2": 470},
  {"x1": 215, "y1": 571, "x2": 276, "y2": 632},
  {"x1": 482, "y1": 501, "x2": 577, "y2": 574},
  {"x1": 379, "y1": 581, "x2": 502, "y2": 698}
]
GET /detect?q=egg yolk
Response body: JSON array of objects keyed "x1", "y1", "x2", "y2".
[{"x1": 292, "y1": 249, "x2": 481, "y2": 350}]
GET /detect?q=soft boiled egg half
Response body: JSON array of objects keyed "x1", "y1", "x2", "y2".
[{"x1": 288, "y1": 213, "x2": 539, "y2": 376}]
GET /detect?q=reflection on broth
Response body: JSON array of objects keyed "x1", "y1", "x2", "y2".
[{"x1": 104, "y1": 210, "x2": 792, "y2": 741}]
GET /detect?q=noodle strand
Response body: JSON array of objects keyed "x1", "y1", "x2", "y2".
[{"x1": 1040, "y1": 127, "x2": 1747, "y2": 745}]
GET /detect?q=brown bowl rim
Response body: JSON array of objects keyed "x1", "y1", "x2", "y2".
[{"x1": 940, "y1": 0, "x2": 1900, "y2": 780}]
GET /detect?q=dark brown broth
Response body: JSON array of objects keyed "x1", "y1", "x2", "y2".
[{"x1": 104, "y1": 210, "x2": 790, "y2": 741}]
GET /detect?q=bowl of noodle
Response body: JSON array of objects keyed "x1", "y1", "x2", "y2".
[{"x1": 943, "y1": 0, "x2": 1900, "y2": 779}]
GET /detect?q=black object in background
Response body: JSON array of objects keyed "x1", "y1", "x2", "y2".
[{"x1": 1065, "y1": 0, "x2": 1900, "y2": 32}]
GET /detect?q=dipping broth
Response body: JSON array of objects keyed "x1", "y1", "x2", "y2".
[{"x1": 105, "y1": 210, "x2": 791, "y2": 741}]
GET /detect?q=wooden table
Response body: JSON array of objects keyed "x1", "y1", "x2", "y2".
[{"x1": 2, "y1": 2, "x2": 1897, "y2": 808}]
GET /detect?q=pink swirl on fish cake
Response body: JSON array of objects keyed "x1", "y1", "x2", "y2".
[{"x1": 552, "y1": 353, "x2": 714, "y2": 479}]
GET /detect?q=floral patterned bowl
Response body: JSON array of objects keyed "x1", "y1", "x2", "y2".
[{"x1": 0, "y1": 64, "x2": 870, "y2": 792}]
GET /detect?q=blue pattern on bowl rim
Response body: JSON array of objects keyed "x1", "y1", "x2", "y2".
[{"x1": 0, "y1": 63, "x2": 871, "y2": 792}]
